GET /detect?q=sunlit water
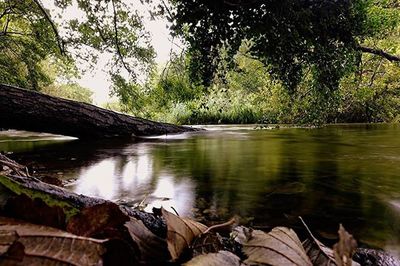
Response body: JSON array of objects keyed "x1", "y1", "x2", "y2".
[{"x1": 1, "y1": 124, "x2": 400, "y2": 256}]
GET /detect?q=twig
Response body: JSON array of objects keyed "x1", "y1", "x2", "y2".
[
  {"x1": 203, "y1": 217, "x2": 237, "y2": 234},
  {"x1": 299, "y1": 216, "x2": 316, "y2": 239},
  {"x1": 368, "y1": 58, "x2": 383, "y2": 87},
  {"x1": 170, "y1": 206, "x2": 179, "y2": 216},
  {"x1": 0, "y1": 154, "x2": 27, "y2": 177}
]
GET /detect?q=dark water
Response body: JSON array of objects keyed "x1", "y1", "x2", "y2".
[{"x1": 1, "y1": 124, "x2": 400, "y2": 256}]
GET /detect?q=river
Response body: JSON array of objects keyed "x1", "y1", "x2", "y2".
[{"x1": 1, "y1": 124, "x2": 400, "y2": 257}]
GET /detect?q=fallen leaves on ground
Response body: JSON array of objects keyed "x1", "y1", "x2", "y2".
[
  {"x1": 300, "y1": 217, "x2": 360, "y2": 266},
  {"x1": 333, "y1": 224, "x2": 358, "y2": 266},
  {"x1": 162, "y1": 207, "x2": 208, "y2": 261},
  {"x1": 303, "y1": 238, "x2": 336, "y2": 266},
  {"x1": 0, "y1": 230, "x2": 24, "y2": 261},
  {"x1": 184, "y1": 250, "x2": 244, "y2": 266},
  {"x1": 0, "y1": 216, "x2": 106, "y2": 265},
  {"x1": 123, "y1": 208, "x2": 209, "y2": 264},
  {"x1": 191, "y1": 232, "x2": 225, "y2": 257},
  {"x1": 125, "y1": 217, "x2": 170, "y2": 263},
  {"x1": 0, "y1": 205, "x2": 367, "y2": 266},
  {"x1": 234, "y1": 226, "x2": 312, "y2": 266},
  {"x1": 66, "y1": 202, "x2": 129, "y2": 237}
]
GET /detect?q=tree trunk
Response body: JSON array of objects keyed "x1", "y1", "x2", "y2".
[{"x1": 0, "y1": 84, "x2": 200, "y2": 139}]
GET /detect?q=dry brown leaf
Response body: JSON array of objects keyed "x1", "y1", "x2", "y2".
[
  {"x1": 0, "y1": 230, "x2": 24, "y2": 261},
  {"x1": 184, "y1": 250, "x2": 244, "y2": 266},
  {"x1": 0, "y1": 216, "x2": 106, "y2": 265},
  {"x1": 234, "y1": 226, "x2": 312, "y2": 266},
  {"x1": 125, "y1": 217, "x2": 170, "y2": 263},
  {"x1": 161, "y1": 207, "x2": 208, "y2": 261},
  {"x1": 300, "y1": 218, "x2": 360, "y2": 266},
  {"x1": 191, "y1": 232, "x2": 225, "y2": 257},
  {"x1": 333, "y1": 224, "x2": 357, "y2": 266},
  {"x1": 303, "y1": 238, "x2": 336, "y2": 266},
  {"x1": 67, "y1": 202, "x2": 129, "y2": 237},
  {"x1": 0, "y1": 230, "x2": 19, "y2": 255}
]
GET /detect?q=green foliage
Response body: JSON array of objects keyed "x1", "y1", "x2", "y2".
[
  {"x1": 336, "y1": 54, "x2": 400, "y2": 123},
  {"x1": 55, "y1": 0, "x2": 155, "y2": 80},
  {"x1": 37, "y1": 57, "x2": 93, "y2": 103},
  {"x1": 42, "y1": 83, "x2": 93, "y2": 103},
  {"x1": 0, "y1": 0, "x2": 63, "y2": 90},
  {"x1": 170, "y1": 0, "x2": 367, "y2": 92},
  {"x1": 157, "y1": 54, "x2": 203, "y2": 103},
  {"x1": 138, "y1": 29, "x2": 399, "y2": 125},
  {"x1": 140, "y1": 42, "x2": 282, "y2": 124},
  {"x1": 364, "y1": 0, "x2": 400, "y2": 37},
  {"x1": 1, "y1": 0, "x2": 399, "y2": 125},
  {"x1": 0, "y1": 0, "x2": 154, "y2": 103},
  {"x1": 109, "y1": 73, "x2": 147, "y2": 115},
  {"x1": 132, "y1": 0, "x2": 399, "y2": 125},
  {"x1": 53, "y1": 0, "x2": 155, "y2": 103}
]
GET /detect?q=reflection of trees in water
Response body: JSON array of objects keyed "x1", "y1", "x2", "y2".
[
  {"x1": 292, "y1": 128, "x2": 400, "y2": 248},
  {"x1": 11, "y1": 139, "x2": 135, "y2": 178},
  {"x1": 6, "y1": 127, "x2": 400, "y2": 251},
  {"x1": 301, "y1": 130, "x2": 364, "y2": 244},
  {"x1": 147, "y1": 129, "x2": 400, "y2": 251},
  {"x1": 148, "y1": 133, "x2": 290, "y2": 222},
  {"x1": 11, "y1": 139, "x2": 160, "y2": 196},
  {"x1": 13, "y1": 138, "x2": 196, "y2": 215}
]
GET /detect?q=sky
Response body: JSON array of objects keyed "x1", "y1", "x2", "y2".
[{"x1": 42, "y1": 0, "x2": 182, "y2": 104}]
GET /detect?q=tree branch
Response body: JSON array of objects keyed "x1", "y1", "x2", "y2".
[
  {"x1": 3, "y1": 1, "x2": 12, "y2": 34},
  {"x1": 111, "y1": 0, "x2": 134, "y2": 79},
  {"x1": 160, "y1": 0, "x2": 173, "y2": 20},
  {"x1": 0, "y1": 31, "x2": 32, "y2": 37},
  {"x1": 0, "y1": 6, "x2": 11, "y2": 21},
  {"x1": 358, "y1": 45, "x2": 400, "y2": 62},
  {"x1": 369, "y1": 58, "x2": 383, "y2": 87},
  {"x1": 32, "y1": 0, "x2": 65, "y2": 55}
]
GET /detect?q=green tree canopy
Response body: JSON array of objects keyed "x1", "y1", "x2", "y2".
[
  {"x1": 169, "y1": 0, "x2": 399, "y2": 92},
  {"x1": 0, "y1": 0, "x2": 155, "y2": 95}
]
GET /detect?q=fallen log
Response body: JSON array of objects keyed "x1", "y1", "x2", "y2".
[
  {"x1": 0, "y1": 174, "x2": 166, "y2": 238},
  {"x1": 0, "y1": 84, "x2": 200, "y2": 139}
]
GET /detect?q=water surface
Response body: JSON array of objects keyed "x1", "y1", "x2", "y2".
[{"x1": 1, "y1": 125, "x2": 400, "y2": 256}]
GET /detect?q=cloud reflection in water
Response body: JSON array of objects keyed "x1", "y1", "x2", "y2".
[{"x1": 71, "y1": 144, "x2": 195, "y2": 217}]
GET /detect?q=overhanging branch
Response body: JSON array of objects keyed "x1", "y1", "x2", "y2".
[
  {"x1": 111, "y1": 0, "x2": 134, "y2": 78},
  {"x1": 358, "y1": 45, "x2": 400, "y2": 62},
  {"x1": 32, "y1": 0, "x2": 65, "y2": 55}
]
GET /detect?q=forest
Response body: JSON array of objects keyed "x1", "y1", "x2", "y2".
[
  {"x1": 1, "y1": 0, "x2": 400, "y2": 265},
  {"x1": 0, "y1": 0, "x2": 399, "y2": 126}
]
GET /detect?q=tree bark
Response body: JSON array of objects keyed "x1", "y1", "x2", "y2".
[
  {"x1": 358, "y1": 45, "x2": 400, "y2": 62},
  {"x1": 0, "y1": 84, "x2": 200, "y2": 139},
  {"x1": 0, "y1": 154, "x2": 166, "y2": 237}
]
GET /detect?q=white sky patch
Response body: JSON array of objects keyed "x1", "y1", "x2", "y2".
[{"x1": 42, "y1": 0, "x2": 183, "y2": 104}]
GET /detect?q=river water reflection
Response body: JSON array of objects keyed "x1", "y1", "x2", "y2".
[{"x1": 1, "y1": 124, "x2": 400, "y2": 256}]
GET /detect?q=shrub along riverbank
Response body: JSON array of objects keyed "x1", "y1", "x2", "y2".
[{"x1": 106, "y1": 38, "x2": 400, "y2": 126}]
